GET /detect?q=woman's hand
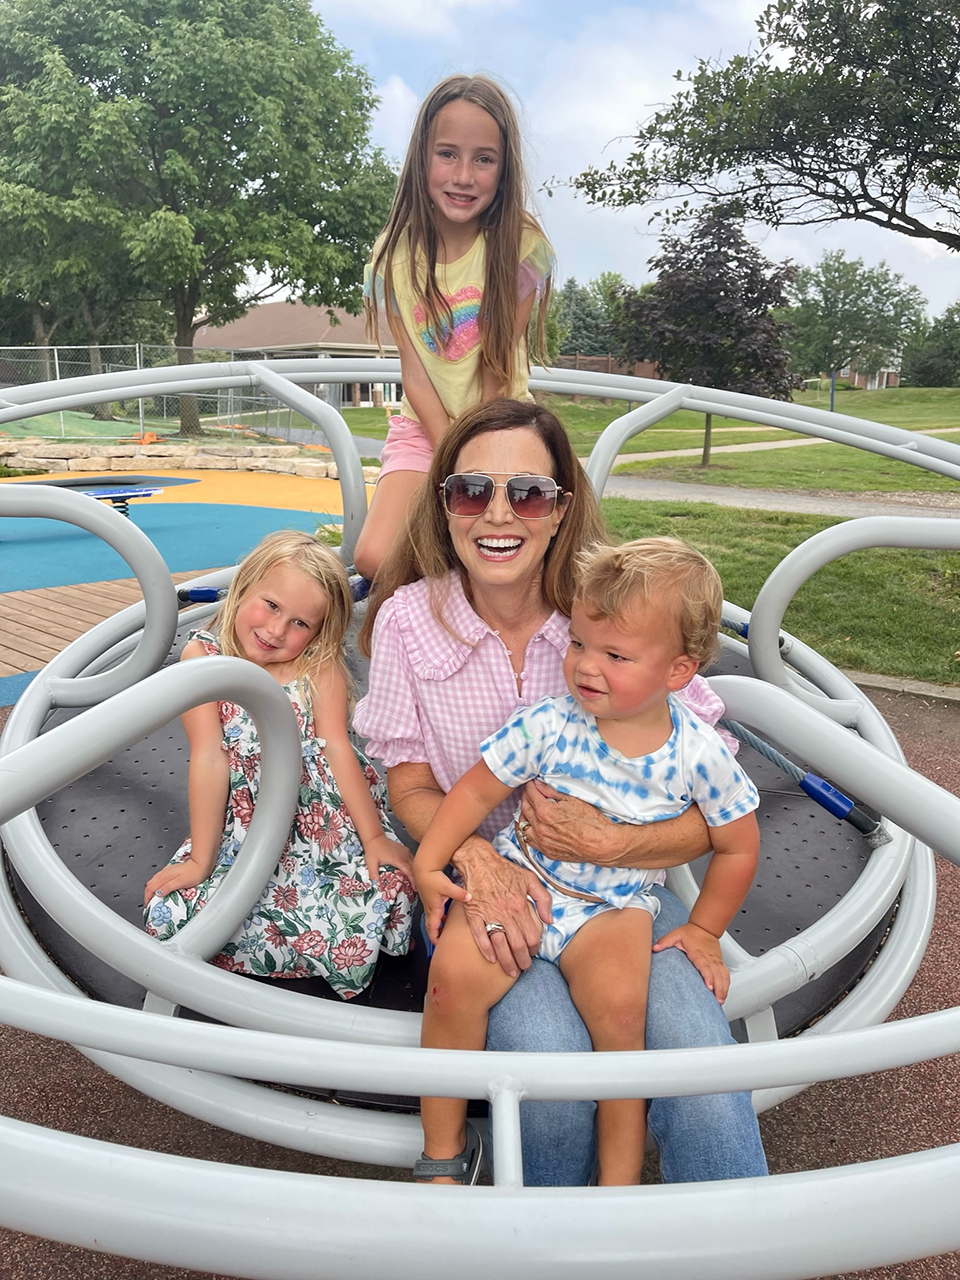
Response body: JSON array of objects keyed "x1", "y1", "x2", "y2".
[
  {"x1": 452, "y1": 835, "x2": 551, "y2": 977},
  {"x1": 519, "y1": 780, "x2": 628, "y2": 865},
  {"x1": 653, "y1": 923, "x2": 730, "y2": 1003},
  {"x1": 363, "y1": 833, "x2": 415, "y2": 887},
  {"x1": 519, "y1": 780, "x2": 711, "y2": 869},
  {"x1": 143, "y1": 857, "x2": 210, "y2": 907}
]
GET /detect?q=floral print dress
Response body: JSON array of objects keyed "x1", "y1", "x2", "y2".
[{"x1": 144, "y1": 630, "x2": 416, "y2": 999}]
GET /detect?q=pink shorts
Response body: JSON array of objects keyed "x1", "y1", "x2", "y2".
[{"x1": 378, "y1": 414, "x2": 434, "y2": 478}]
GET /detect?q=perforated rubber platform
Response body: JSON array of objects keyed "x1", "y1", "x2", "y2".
[{"x1": 6, "y1": 629, "x2": 891, "y2": 1040}]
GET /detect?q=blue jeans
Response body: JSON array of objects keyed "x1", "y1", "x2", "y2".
[{"x1": 485, "y1": 885, "x2": 768, "y2": 1186}]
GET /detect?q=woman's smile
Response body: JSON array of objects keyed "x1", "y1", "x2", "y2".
[{"x1": 447, "y1": 428, "x2": 566, "y2": 592}]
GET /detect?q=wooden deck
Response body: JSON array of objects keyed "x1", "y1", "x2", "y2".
[{"x1": 0, "y1": 571, "x2": 217, "y2": 677}]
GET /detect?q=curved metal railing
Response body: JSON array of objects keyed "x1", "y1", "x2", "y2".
[{"x1": 2, "y1": 361, "x2": 960, "y2": 1278}]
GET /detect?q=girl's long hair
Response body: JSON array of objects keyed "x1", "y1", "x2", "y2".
[
  {"x1": 365, "y1": 74, "x2": 550, "y2": 392},
  {"x1": 216, "y1": 531, "x2": 353, "y2": 700},
  {"x1": 359, "y1": 399, "x2": 608, "y2": 655}
]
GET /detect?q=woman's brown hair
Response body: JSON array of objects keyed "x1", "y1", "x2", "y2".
[
  {"x1": 364, "y1": 74, "x2": 550, "y2": 391},
  {"x1": 360, "y1": 399, "x2": 608, "y2": 654}
]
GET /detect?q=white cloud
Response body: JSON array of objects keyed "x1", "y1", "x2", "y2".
[
  {"x1": 371, "y1": 75, "x2": 420, "y2": 163},
  {"x1": 319, "y1": 0, "x2": 517, "y2": 41}
]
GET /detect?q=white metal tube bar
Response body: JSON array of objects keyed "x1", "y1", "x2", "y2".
[
  {"x1": 490, "y1": 1084, "x2": 526, "y2": 1187},
  {"x1": 7, "y1": 969, "x2": 960, "y2": 1099},
  {"x1": 749, "y1": 518, "x2": 960, "y2": 713},
  {"x1": 249, "y1": 362, "x2": 368, "y2": 563},
  {"x1": 0, "y1": 869, "x2": 423, "y2": 1167},
  {"x1": 0, "y1": 485, "x2": 177, "y2": 705},
  {"x1": 2, "y1": 1116, "x2": 960, "y2": 1280},
  {"x1": 584, "y1": 384, "x2": 691, "y2": 492}
]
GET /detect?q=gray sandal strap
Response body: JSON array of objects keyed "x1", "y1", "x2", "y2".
[{"x1": 414, "y1": 1122, "x2": 483, "y2": 1183}]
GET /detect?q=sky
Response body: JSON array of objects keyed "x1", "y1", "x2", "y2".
[{"x1": 315, "y1": 0, "x2": 959, "y2": 318}]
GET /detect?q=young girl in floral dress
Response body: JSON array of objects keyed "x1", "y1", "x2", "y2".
[{"x1": 143, "y1": 531, "x2": 415, "y2": 999}]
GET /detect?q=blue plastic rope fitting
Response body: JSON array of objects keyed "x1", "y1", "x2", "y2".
[
  {"x1": 178, "y1": 587, "x2": 223, "y2": 603},
  {"x1": 800, "y1": 774, "x2": 854, "y2": 820}
]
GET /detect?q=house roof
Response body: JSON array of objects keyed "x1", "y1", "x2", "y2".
[{"x1": 195, "y1": 300, "x2": 396, "y2": 354}]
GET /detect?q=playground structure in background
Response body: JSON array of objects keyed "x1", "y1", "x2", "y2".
[{"x1": 3, "y1": 360, "x2": 960, "y2": 1279}]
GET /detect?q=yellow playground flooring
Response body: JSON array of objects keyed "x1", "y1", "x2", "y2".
[{"x1": 2, "y1": 467, "x2": 365, "y2": 513}]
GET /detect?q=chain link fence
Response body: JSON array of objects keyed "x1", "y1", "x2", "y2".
[{"x1": 0, "y1": 344, "x2": 346, "y2": 443}]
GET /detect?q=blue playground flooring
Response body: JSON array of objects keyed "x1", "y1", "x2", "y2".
[
  {"x1": 0, "y1": 501, "x2": 342, "y2": 704},
  {"x1": 1, "y1": 502, "x2": 340, "y2": 593}
]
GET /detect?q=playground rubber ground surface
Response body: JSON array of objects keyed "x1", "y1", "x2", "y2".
[
  {"x1": 0, "y1": 469, "x2": 358, "y2": 592},
  {"x1": 2, "y1": 471, "x2": 960, "y2": 1278}
]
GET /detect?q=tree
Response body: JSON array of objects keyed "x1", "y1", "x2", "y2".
[
  {"x1": 781, "y1": 251, "x2": 926, "y2": 402},
  {"x1": 610, "y1": 203, "x2": 798, "y2": 464},
  {"x1": 901, "y1": 303, "x2": 960, "y2": 386},
  {"x1": 0, "y1": 0, "x2": 394, "y2": 434},
  {"x1": 576, "y1": 0, "x2": 960, "y2": 256},
  {"x1": 556, "y1": 278, "x2": 607, "y2": 356}
]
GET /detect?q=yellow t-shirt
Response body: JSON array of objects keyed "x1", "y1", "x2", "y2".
[{"x1": 365, "y1": 225, "x2": 554, "y2": 424}]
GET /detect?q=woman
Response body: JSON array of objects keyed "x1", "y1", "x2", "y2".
[{"x1": 355, "y1": 398, "x2": 767, "y2": 1186}]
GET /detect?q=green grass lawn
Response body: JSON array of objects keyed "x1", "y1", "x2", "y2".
[
  {"x1": 602, "y1": 498, "x2": 960, "y2": 686},
  {"x1": 344, "y1": 387, "x2": 960, "y2": 460},
  {"x1": 0, "y1": 409, "x2": 163, "y2": 439},
  {"x1": 613, "y1": 438, "x2": 960, "y2": 493}
]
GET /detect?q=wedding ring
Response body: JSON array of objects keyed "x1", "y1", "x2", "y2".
[
  {"x1": 517, "y1": 819, "x2": 530, "y2": 837},
  {"x1": 484, "y1": 921, "x2": 506, "y2": 935}
]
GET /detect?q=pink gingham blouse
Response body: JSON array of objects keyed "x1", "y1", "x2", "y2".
[{"x1": 354, "y1": 573, "x2": 732, "y2": 842}]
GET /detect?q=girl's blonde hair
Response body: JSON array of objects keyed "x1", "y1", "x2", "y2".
[
  {"x1": 216, "y1": 531, "x2": 353, "y2": 692},
  {"x1": 365, "y1": 74, "x2": 550, "y2": 393},
  {"x1": 360, "y1": 398, "x2": 608, "y2": 655},
  {"x1": 574, "y1": 538, "x2": 723, "y2": 669}
]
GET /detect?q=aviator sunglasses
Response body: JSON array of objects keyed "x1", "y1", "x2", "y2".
[{"x1": 441, "y1": 472, "x2": 563, "y2": 520}]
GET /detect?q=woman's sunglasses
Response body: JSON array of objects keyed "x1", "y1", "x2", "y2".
[{"x1": 441, "y1": 473, "x2": 563, "y2": 520}]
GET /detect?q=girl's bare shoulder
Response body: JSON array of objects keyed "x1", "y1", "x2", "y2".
[{"x1": 180, "y1": 637, "x2": 214, "y2": 661}]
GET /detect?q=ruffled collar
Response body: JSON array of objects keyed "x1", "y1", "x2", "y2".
[{"x1": 390, "y1": 572, "x2": 568, "y2": 681}]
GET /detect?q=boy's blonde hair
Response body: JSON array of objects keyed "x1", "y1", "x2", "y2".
[
  {"x1": 574, "y1": 538, "x2": 723, "y2": 669},
  {"x1": 215, "y1": 531, "x2": 353, "y2": 692}
]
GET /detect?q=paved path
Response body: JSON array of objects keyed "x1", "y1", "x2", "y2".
[
  {"x1": 602, "y1": 474, "x2": 960, "y2": 520},
  {"x1": 613, "y1": 423, "x2": 960, "y2": 465}
]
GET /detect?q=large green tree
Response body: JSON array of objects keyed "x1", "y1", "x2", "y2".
[
  {"x1": 576, "y1": 0, "x2": 960, "y2": 254},
  {"x1": 782, "y1": 251, "x2": 926, "y2": 393},
  {"x1": 0, "y1": 0, "x2": 393, "y2": 432},
  {"x1": 901, "y1": 302, "x2": 960, "y2": 386},
  {"x1": 611, "y1": 203, "x2": 798, "y2": 463}
]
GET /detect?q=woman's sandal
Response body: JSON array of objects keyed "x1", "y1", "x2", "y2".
[{"x1": 413, "y1": 1121, "x2": 484, "y2": 1184}]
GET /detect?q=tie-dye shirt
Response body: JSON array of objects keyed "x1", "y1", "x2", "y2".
[
  {"x1": 480, "y1": 693, "x2": 760, "y2": 907},
  {"x1": 364, "y1": 224, "x2": 554, "y2": 424}
]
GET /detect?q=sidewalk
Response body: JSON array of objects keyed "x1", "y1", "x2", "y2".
[{"x1": 602, "y1": 473, "x2": 960, "y2": 520}]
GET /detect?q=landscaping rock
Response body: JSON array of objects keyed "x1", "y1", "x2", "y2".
[
  {"x1": 67, "y1": 458, "x2": 115, "y2": 471},
  {"x1": 23, "y1": 444, "x2": 91, "y2": 459},
  {"x1": 111, "y1": 455, "x2": 159, "y2": 470},
  {"x1": 197, "y1": 444, "x2": 252, "y2": 457},
  {"x1": 8, "y1": 456, "x2": 58, "y2": 471},
  {"x1": 294, "y1": 462, "x2": 330, "y2": 479},
  {"x1": 189, "y1": 455, "x2": 238, "y2": 470}
]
